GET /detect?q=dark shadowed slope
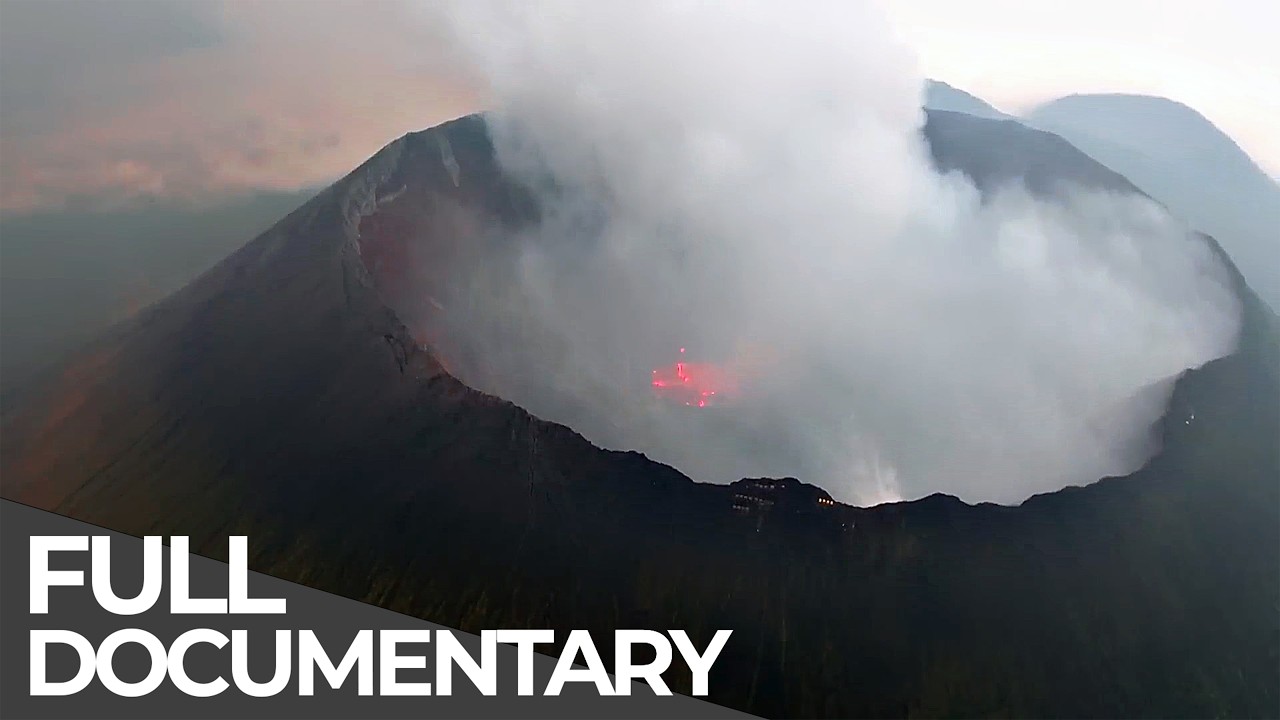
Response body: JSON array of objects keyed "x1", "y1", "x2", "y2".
[
  {"x1": 924, "y1": 109, "x2": 1141, "y2": 195},
  {"x1": 2, "y1": 112, "x2": 1277, "y2": 718},
  {"x1": 1027, "y1": 94, "x2": 1280, "y2": 311}
]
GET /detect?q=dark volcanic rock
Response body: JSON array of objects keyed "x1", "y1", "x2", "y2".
[
  {"x1": 2, "y1": 112, "x2": 1277, "y2": 718},
  {"x1": 925, "y1": 109, "x2": 1141, "y2": 195}
]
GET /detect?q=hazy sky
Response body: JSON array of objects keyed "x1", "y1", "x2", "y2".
[
  {"x1": 0, "y1": 0, "x2": 1275, "y2": 213},
  {"x1": 0, "y1": 0, "x2": 477, "y2": 212},
  {"x1": 884, "y1": 0, "x2": 1280, "y2": 174}
]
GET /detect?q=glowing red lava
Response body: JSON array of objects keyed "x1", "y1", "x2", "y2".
[{"x1": 650, "y1": 348, "x2": 736, "y2": 408}]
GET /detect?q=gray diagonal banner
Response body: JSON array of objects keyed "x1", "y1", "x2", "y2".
[{"x1": 1, "y1": 499, "x2": 756, "y2": 720}]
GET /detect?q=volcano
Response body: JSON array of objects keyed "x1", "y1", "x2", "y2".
[{"x1": 2, "y1": 110, "x2": 1277, "y2": 718}]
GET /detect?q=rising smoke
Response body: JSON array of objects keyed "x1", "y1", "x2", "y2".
[{"x1": 422, "y1": 1, "x2": 1242, "y2": 504}]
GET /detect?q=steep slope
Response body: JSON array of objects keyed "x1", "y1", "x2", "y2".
[
  {"x1": 923, "y1": 79, "x2": 1010, "y2": 120},
  {"x1": 1027, "y1": 94, "x2": 1280, "y2": 310},
  {"x1": 2, "y1": 112, "x2": 1276, "y2": 718},
  {"x1": 924, "y1": 109, "x2": 1140, "y2": 195}
]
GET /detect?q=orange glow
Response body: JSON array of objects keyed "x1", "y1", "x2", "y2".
[{"x1": 651, "y1": 349, "x2": 737, "y2": 408}]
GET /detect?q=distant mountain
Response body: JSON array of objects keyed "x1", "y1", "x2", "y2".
[
  {"x1": 1027, "y1": 94, "x2": 1280, "y2": 310},
  {"x1": 923, "y1": 79, "x2": 1009, "y2": 120},
  {"x1": 2, "y1": 112, "x2": 1276, "y2": 717}
]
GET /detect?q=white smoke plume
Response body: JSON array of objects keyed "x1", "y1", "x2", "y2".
[{"x1": 421, "y1": 1, "x2": 1241, "y2": 504}]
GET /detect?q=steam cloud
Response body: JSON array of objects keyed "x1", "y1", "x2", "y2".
[{"x1": 424, "y1": 1, "x2": 1241, "y2": 504}]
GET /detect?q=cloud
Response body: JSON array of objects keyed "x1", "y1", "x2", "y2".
[
  {"x1": 0, "y1": 0, "x2": 478, "y2": 212},
  {"x1": 422, "y1": 0, "x2": 1242, "y2": 504}
]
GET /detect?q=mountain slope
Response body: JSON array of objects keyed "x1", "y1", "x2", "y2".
[
  {"x1": 923, "y1": 79, "x2": 1010, "y2": 120},
  {"x1": 2, "y1": 112, "x2": 1276, "y2": 718},
  {"x1": 1027, "y1": 94, "x2": 1280, "y2": 310},
  {"x1": 924, "y1": 109, "x2": 1139, "y2": 194}
]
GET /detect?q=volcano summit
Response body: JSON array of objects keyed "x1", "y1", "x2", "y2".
[{"x1": 3, "y1": 108, "x2": 1277, "y2": 716}]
